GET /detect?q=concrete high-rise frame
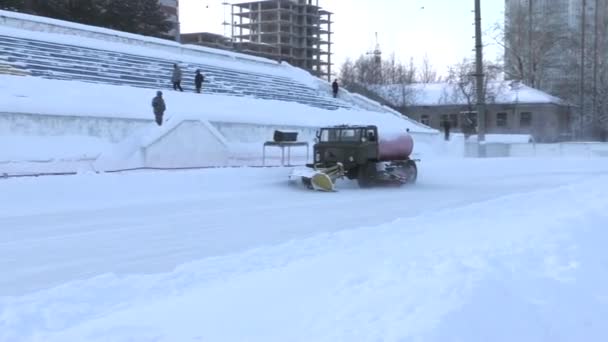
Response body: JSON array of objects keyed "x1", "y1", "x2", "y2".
[{"x1": 231, "y1": 0, "x2": 333, "y2": 80}]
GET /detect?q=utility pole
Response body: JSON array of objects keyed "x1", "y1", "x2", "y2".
[
  {"x1": 475, "y1": 0, "x2": 486, "y2": 157},
  {"x1": 528, "y1": 0, "x2": 533, "y2": 86},
  {"x1": 579, "y1": 0, "x2": 587, "y2": 139},
  {"x1": 592, "y1": 0, "x2": 599, "y2": 139}
]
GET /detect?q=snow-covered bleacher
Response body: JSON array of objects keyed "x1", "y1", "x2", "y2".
[{"x1": 0, "y1": 33, "x2": 351, "y2": 111}]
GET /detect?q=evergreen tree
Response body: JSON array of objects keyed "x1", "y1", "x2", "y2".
[
  {"x1": 103, "y1": 0, "x2": 171, "y2": 38},
  {"x1": 135, "y1": 0, "x2": 172, "y2": 38},
  {"x1": 64, "y1": 0, "x2": 103, "y2": 26},
  {"x1": 103, "y1": 0, "x2": 138, "y2": 32},
  {"x1": 22, "y1": 0, "x2": 69, "y2": 18},
  {"x1": 2, "y1": 0, "x2": 172, "y2": 39},
  {"x1": 0, "y1": 0, "x2": 24, "y2": 11}
]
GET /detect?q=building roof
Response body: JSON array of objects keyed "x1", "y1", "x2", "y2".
[{"x1": 373, "y1": 81, "x2": 568, "y2": 107}]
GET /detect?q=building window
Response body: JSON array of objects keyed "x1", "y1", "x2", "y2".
[
  {"x1": 440, "y1": 114, "x2": 458, "y2": 128},
  {"x1": 520, "y1": 112, "x2": 532, "y2": 127},
  {"x1": 460, "y1": 111, "x2": 477, "y2": 127},
  {"x1": 420, "y1": 114, "x2": 430, "y2": 126},
  {"x1": 449, "y1": 114, "x2": 458, "y2": 127},
  {"x1": 496, "y1": 112, "x2": 508, "y2": 127}
]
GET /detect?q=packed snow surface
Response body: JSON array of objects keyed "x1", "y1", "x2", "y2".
[{"x1": 1, "y1": 158, "x2": 608, "y2": 341}]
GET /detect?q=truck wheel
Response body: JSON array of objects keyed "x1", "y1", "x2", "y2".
[
  {"x1": 405, "y1": 160, "x2": 417, "y2": 184},
  {"x1": 357, "y1": 162, "x2": 376, "y2": 188}
]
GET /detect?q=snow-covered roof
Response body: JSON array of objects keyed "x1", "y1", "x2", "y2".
[{"x1": 373, "y1": 81, "x2": 566, "y2": 107}]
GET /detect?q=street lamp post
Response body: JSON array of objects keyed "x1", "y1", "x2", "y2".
[{"x1": 474, "y1": 0, "x2": 486, "y2": 157}]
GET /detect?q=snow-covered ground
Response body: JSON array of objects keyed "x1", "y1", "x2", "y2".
[{"x1": 2, "y1": 157, "x2": 608, "y2": 341}]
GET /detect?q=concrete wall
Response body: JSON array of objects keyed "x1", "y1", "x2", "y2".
[
  {"x1": 1, "y1": 112, "x2": 441, "y2": 173},
  {"x1": 210, "y1": 121, "x2": 319, "y2": 144},
  {"x1": 0, "y1": 112, "x2": 149, "y2": 143},
  {"x1": 144, "y1": 120, "x2": 229, "y2": 168}
]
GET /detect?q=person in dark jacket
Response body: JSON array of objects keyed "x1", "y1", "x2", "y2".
[
  {"x1": 442, "y1": 120, "x2": 451, "y2": 141},
  {"x1": 194, "y1": 69, "x2": 204, "y2": 93},
  {"x1": 332, "y1": 79, "x2": 339, "y2": 98},
  {"x1": 171, "y1": 63, "x2": 183, "y2": 91},
  {"x1": 151, "y1": 91, "x2": 166, "y2": 126}
]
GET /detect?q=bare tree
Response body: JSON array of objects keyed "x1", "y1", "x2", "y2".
[
  {"x1": 444, "y1": 58, "x2": 504, "y2": 136},
  {"x1": 336, "y1": 52, "x2": 427, "y2": 112},
  {"x1": 592, "y1": 54, "x2": 608, "y2": 140},
  {"x1": 496, "y1": 3, "x2": 571, "y2": 89},
  {"x1": 418, "y1": 54, "x2": 440, "y2": 83},
  {"x1": 338, "y1": 58, "x2": 357, "y2": 89}
]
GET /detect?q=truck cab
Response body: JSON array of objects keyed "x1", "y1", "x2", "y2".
[{"x1": 312, "y1": 125, "x2": 380, "y2": 169}]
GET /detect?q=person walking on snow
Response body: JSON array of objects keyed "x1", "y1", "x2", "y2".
[
  {"x1": 172, "y1": 63, "x2": 183, "y2": 91},
  {"x1": 332, "y1": 79, "x2": 339, "y2": 98},
  {"x1": 151, "y1": 91, "x2": 166, "y2": 126},
  {"x1": 194, "y1": 69, "x2": 204, "y2": 93}
]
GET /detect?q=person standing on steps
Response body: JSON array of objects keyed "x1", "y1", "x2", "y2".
[
  {"x1": 332, "y1": 79, "x2": 339, "y2": 98},
  {"x1": 151, "y1": 91, "x2": 166, "y2": 126},
  {"x1": 194, "y1": 69, "x2": 204, "y2": 93},
  {"x1": 172, "y1": 63, "x2": 183, "y2": 91}
]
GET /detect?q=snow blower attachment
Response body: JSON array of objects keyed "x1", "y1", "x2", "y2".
[
  {"x1": 289, "y1": 125, "x2": 418, "y2": 191},
  {"x1": 290, "y1": 163, "x2": 345, "y2": 192}
]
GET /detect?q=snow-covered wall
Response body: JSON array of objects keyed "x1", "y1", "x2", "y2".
[
  {"x1": 211, "y1": 122, "x2": 318, "y2": 144},
  {"x1": 0, "y1": 112, "x2": 149, "y2": 143},
  {"x1": 511, "y1": 142, "x2": 608, "y2": 158},
  {"x1": 465, "y1": 142, "x2": 608, "y2": 158},
  {"x1": 143, "y1": 120, "x2": 229, "y2": 168}
]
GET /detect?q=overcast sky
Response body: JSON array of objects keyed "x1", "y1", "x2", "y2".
[{"x1": 179, "y1": 0, "x2": 505, "y2": 77}]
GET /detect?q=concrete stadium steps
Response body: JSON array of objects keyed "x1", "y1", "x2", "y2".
[
  {"x1": 0, "y1": 34, "x2": 351, "y2": 111},
  {"x1": 0, "y1": 57, "x2": 29, "y2": 76}
]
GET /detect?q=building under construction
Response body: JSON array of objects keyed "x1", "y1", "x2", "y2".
[{"x1": 231, "y1": 0, "x2": 333, "y2": 80}]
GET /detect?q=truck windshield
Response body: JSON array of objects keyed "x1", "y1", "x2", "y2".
[{"x1": 320, "y1": 129, "x2": 362, "y2": 142}]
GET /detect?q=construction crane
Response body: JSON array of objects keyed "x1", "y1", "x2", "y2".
[{"x1": 221, "y1": 1, "x2": 230, "y2": 37}]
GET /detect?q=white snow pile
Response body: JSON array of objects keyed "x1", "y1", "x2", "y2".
[{"x1": 1, "y1": 173, "x2": 607, "y2": 341}]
